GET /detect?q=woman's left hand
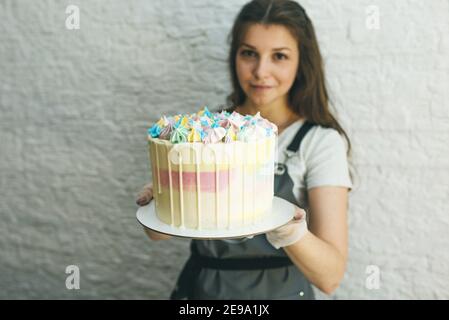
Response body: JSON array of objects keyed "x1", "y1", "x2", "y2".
[{"x1": 266, "y1": 206, "x2": 308, "y2": 249}]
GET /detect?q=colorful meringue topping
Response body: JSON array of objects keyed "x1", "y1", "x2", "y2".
[{"x1": 148, "y1": 107, "x2": 278, "y2": 144}]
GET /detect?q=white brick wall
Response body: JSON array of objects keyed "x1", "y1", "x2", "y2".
[{"x1": 0, "y1": 0, "x2": 448, "y2": 299}]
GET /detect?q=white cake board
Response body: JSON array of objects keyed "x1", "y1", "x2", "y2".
[{"x1": 136, "y1": 196, "x2": 296, "y2": 240}]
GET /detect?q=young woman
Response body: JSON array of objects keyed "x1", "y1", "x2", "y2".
[{"x1": 137, "y1": 0, "x2": 352, "y2": 299}]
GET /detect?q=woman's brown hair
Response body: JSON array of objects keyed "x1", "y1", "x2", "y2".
[{"x1": 226, "y1": 0, "x2": 352, "y2": 158}]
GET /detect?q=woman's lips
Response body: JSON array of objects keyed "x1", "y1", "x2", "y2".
[{"x1": 251, "y1": 85, "x2": 273, "y2": 91}]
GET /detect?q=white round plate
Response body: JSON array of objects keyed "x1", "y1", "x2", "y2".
[{"x1": 136, "y1": 196, "x2": 296, "y2": 240}]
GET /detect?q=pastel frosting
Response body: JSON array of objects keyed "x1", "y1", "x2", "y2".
[{"x1": 148, "y1": 107, "x2": 278, "y2": 144}]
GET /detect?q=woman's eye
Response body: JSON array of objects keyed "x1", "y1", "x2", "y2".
[
  {"x1": 241, "y1": 50, "x2": 256, "y2": 57},
  {"x1": 274, "y1": 53, "x2": 288, "y2": 60}
]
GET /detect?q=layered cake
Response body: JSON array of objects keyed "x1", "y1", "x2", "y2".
[{"x1": 147, "y1": 107, "x2": 277, "y2": 230}]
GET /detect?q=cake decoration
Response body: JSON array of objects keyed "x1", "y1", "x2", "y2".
[{"x1": 148, "y1": 107, "x2": 277, "y2": 144}]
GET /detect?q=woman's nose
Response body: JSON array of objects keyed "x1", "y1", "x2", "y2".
[{"x1": 253, "y1": 58, "x2": 271, "y2": 79}]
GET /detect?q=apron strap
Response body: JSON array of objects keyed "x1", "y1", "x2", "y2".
[
  {"x1": 287, "y1": 121, "x2": 316, "y2": 152},
  {"x1": 190, "y1": 242, "x2": 293, "y2": 270}
]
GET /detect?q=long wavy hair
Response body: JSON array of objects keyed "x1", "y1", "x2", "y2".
[{"x1": 226, "y1": 0, "x2": 352, "y2": 159}]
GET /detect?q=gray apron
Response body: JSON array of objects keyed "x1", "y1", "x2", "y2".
[{"x1": 170, "y1": 121, "x2": 316, "y2": 300}]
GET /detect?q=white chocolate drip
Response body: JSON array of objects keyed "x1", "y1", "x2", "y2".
[
  {"x1": 156, "y1": 142, "x2": 161, "y2": 194},
  {"x1": 214, "y1": 147, "x2": 219, "y2": 228},
  {"x1": 167, "y1": 144, "x2": 174, "y2": 226},
  {"x1": 253, "y1": 142, "x2": 257, "y2": 224},
  {"x1": 179, "y1": 152, "x2": 184, "y2": 228},
  {"x1": 227, "y1": 146, "x2": 232, "y2": 230},
  {"x1": 148, "y1": 137, "x2": 275, "y2": 230},
  {"x1": 242, "y1": 156, "x2": 245, "y2": 226},
  {"x1": 195, "y1": 147, "x2": 202, "y2": 230}
]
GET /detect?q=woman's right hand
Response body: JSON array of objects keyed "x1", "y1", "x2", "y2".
[
  {"x1": 136, "y1": 183, "x2": 153, "y2": 206},
  {"x1": 136, "y1": 184, "x2": 172, "y2": 241}
]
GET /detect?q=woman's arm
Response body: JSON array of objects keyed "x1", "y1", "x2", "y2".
[
  {"x1": 282, "y1": 186, "x2": 348, "y2": 295},
  {"x1": 143, "y1": 227, "x2": 173, "y2": 241}
]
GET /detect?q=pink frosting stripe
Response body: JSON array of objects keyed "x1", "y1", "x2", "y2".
[
  {"x1": 158, "y1": 169, "x2": 271, "y2": 192},
  {"x1": 158, "y1": 169, "x2": 234, "y2": 192}
]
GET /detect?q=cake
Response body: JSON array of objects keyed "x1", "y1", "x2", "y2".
[{"x1": 147, "y1": 107, "x2": 277, "y2": 230}]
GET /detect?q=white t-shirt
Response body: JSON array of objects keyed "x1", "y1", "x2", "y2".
[{"x1": 276, "y1": 120, "x2": 352, "y2": 209}]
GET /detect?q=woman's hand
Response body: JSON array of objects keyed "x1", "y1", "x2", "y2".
[
  {"x1": 136, "y1": 184, "x2": 172, "y2": 241},
  {"x1": 266, "y1": 206, "x2": 308, "y2": 249},
  {"x1": 136, "y1": 183, "x2": 153, "y2": 206}
]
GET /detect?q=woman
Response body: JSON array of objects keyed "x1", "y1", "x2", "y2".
[{"x1": 137, "y1": 0, "x2": 352, "y2": 299}]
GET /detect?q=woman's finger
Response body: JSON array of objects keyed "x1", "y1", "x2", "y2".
[
  {"x1": 293, "y1": 207, "x2": 306, "y2": 220},
  {"x1": 136, "y1": 189, "x2": 153, "y2": 206},
  {"x1": 136, "y1": 196, "x2": 150, "y2": 206}
]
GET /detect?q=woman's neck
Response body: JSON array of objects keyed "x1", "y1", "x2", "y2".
[{"x1": 236, "y1": 100, "x2": 302, "y2": 135}]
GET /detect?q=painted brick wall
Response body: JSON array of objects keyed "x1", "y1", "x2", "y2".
[{"x1": 0, "y1": 0, "x2": 448, "y2": 299}]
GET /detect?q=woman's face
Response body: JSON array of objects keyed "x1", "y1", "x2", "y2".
[{"x1": 236, "y1": 23, "x2": 300, "y2": 109}]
